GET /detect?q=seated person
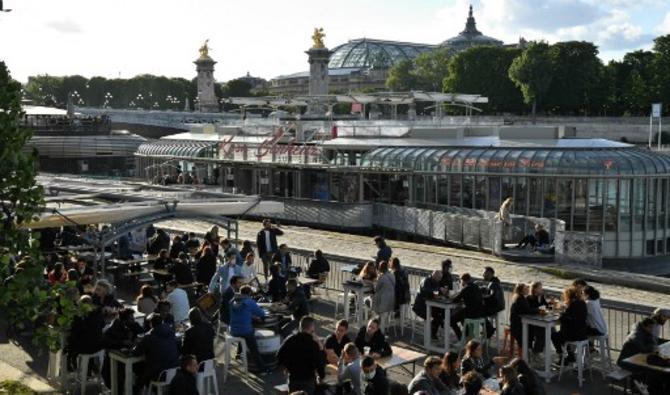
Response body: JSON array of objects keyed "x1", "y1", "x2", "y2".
[
  {"x1": 354, "y1": 318, "x2": 392, "y2": 358},
  {"x1": 165, "y1": 280, "x2": 190, "y2": 323},
  {"x1": 337, "y1": 342, "x2": 362, "y2": 395},
  {"x1": 47, "y1": 262, "x2": 68, "y2": 285},
  {"x1": 460, "y1": 340, "x2": 505, "y2": 379},
  {"x1": 154, "y1": 300, "x2": 175, "y2": 330},
  {"x1": 509, "y1": 283, "x2": 538, "y2": 352},
  {"x1": 184, "y1": 232, "x2": 200, "y2": 253},
  {"x1": 358, "y1": 261, "x2": 378, "y2": 284},
  {"x1": 281, "y1": 279, "x2": 309, "y2": 337},
  {"x1": 507, "y1": 358, "x2": 543, "y2": 395},
  {"x1": 325, "y1": 319, "x2": 352, "y2": 365},
  {"x1": 219, "y1": 275, "x2": 242, "y2": 326},
  {"x1": 101, "y1": 308, "x2": 144, "y2": 387},
  {"x1": 170, "y1": 252, "x2": 195, "y2": 285},
  {"x1": 153, "y1": 249, "x2": 171, "y2": 270},
  {"x1": 240, "y1": 252, "x2": 259, "y2": 285},
  {"x1": 407, "y1": 356, "x2": 449, "y2": 395},
  {"x1": 439, "y1": 352, "x2": 460, "y2": 390},
  {"x1": 169, "y1": 236, "x2": 185, "y2": 259},
  {"x1": 461, "y1": 371, "x2": 484, "y2": 395},
  {"x1": 70, "y1": 256, "x2": 95, "y2": 286},
  {"x1": 360, "y1": 356, "x2": 389, "y2": 395},
  {"x1": 133, "y1": 313, "x2": 180, "y2": 390},
  {"x1": 230, "y1": 285, "x2": 269, "y2": 374},
  {"x1": 452, "y1": 273, "x2": 485, "y2": 340},
  {"x1": 67, "y1": 295, "x2": 104, "y2": 371},
  {"x1": 169, "y1": 354, "x2": 199, "y2": 395},
  {"x1": 136, "y1": 284, "x2": 158, "y2": 315},
  {"x1": 584, "y1": 285, "x2": 608, "y2": 337},
  {"x1": 412, "y1": 270, "x2": 448, "y2": 339},
  {"x1": 516, "y1": 223, "x2": 550, "y2": 250},
  {"x1": 650, "y1": 308, "x2": 669, "y2": 343},
  {"x1": 306, "y1": 249, "x2": 330, "y2": 281},
  {"x1": 91, "y1": 279, "x2": 122, "y2": 314},
  {"x1": 271, "y1": 243, "x2": 293, "y2": 277},
  {"x1": 182, "y1": 308, "x2": 215, "y2": 364},
  {"x1": 267, "y1": 263, "x2": 287, "y2": 302},
  {"x1": 551, "y1": 287, "x2": 588, "y2": 365},
  {"x1": 618, "y1": 317, "x2": 658, "y2": 370},
  {"x1": 498, "y1": 365, "x2": 525, "y2": 395}
]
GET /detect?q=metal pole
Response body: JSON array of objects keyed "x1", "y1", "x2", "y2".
[
  {"x1": 660, "y1": 116, "x2": 663, "y2": 150},
  {"x1": 649, "y1": 113, "x2": 653, "y2": 149}
]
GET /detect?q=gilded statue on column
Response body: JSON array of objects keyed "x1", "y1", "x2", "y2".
[
  {"x1": 311, "y1": 28, "x2": 325, "y2": 49},
  {"x1": 199, "y1": 39, "x2": 210, "y2": 58}
]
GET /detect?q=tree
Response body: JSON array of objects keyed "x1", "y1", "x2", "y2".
[
  {"x1": 221, "y1": 79, "x2": 252, "y2": 97},
  {"x1": 386, "y1": 59, "x2": 417, "y2": 91},
  {"x1": 508, "y1": 42, "x2": 554, "y2": 122},
  {"x1": 444, "y1": 46, "x2": 525, "y2": 114},
  {"x1": 545, "y1": 41, "x2": 606, "y2": 115},
  {"x1": 0, "y1": 61, "x2": 85, "y2": 351},
  {"x1": 413, "y1": 48, "x2": 452, "y2": 92},
  {"x1": 652, "y1": 34, "x2": 670, "y2": 115}
]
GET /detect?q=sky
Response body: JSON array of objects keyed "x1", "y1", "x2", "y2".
[{"x1": 0, "y1": 0, "x2": 668, "y2": 83}]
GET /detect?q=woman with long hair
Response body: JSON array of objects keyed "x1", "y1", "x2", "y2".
[
  {"x1": 389, "y1": 257, "x2": 410, "y2": 313},
  {"x1": 551, "y1": 287, "x2": 588, "y2": 364},
  {"x1": 136, "y1": 284, "x2": 158, "y2": 314},
  {"x1": 439, "y1": 351, "x2": 460, "y2": 389},
  {"x1": 508, "y1": 358, "x2": 545, "y2": 395},
  {"x1": 584, "y1": 285, "x2": 607, "y2": 337},
  {"x1": 509, "y1": 283, "x2": 537, "y2": 357},
  {"x1": 498, "y1": 365, "x2": 524, "y2": 395},
  {"x1": 195, "y1": 245, "x2": 217, "y2": 284},
  {"x1": 359, "y1": 261, "x2": 378, "y2": 283}
]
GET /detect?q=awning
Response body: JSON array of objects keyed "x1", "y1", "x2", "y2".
[{"x1": 136, "y1": 140, "x2": 214, "y2": 158}]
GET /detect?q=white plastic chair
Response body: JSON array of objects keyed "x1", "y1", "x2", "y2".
[
  {"x1": 73, "y1": 350, "x2": 105, "y2": 395},
  {"x1": 558, "y1": 340, "x2": 592, "y2": 387},
  {"x1": 223, "y1": 334, "x2": 248, "y2": 382},
  {"x1": 457, "y1": 318, "x2": 488, "y2": 355},
  {"x1": 588, "y1": 334, "x2": 613, "y2": 377},
  {"x1": 148, "y1": 367, "x2": 178, "y2": 395},
  {"x1": 196, "y1": 359, "x2": 219, "y2": 395}
]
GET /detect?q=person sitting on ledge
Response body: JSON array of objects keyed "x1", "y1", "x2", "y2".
[{"x1": 516, "y1": 223, "x2": 550, "y2": 251}]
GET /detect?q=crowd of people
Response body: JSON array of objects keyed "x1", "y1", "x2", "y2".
[{"x1": 18, "y1": 218, "x2": 670, "y2": 395}]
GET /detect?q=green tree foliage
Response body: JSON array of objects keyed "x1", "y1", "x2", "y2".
[
  {"x1": 221, "y1": 79, "x2": 253, "y2": 97},
  {"x1": 444, "y1": 46, "x2": 524, "y2": 114},
  {"x1": 0, "y1": 61, "x2": 85, "y2": 351},
  {"x1": 544, "y1": 41, "x2": 606, "y2": 115},
  {"x1": 385, "y1": 48, "x2": 451, "y2": 92},
  {"x1": 652, "y1": 35, "x2": 670, "y2": 115},
  {"x1": 508, "y1": 42, "x2": 554, "y2": 120}
]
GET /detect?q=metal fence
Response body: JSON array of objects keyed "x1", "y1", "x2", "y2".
[
  {"x1": 260, "y1": 244, "x2": 666, "y2": 356},
  {"x1": 254, "y1": 198, "x2": 373, "y2": 230}
]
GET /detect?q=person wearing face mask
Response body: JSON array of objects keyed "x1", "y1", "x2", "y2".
[{"x1": 360, "y1": 356, "x2": 388, "y2": 395}]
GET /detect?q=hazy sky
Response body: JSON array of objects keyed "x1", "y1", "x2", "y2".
[{"x1": 0, "y1": 0, "x2": 668, "y2": 83}]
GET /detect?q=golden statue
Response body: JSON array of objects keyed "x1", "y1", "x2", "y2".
[
  {"x1": 199, "y1": 39, "x2": 210, "y2": 58},
  {"x1": 311, "y1": 28, "x2": 326, "y2": 49}
]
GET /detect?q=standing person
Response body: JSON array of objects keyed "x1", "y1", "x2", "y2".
[
  {"x1": 482, "y1": 267, "x2": 505, "y2": 338},
  {"x1": 240, "y1": 240, "x2": 254, "y2": 262},
  {"x1": 182, "y1": 308, "x2": 215, "y2": 364},
  {"x1": 337, "y1": 343, "x2": 362, "y2": 395},
  {"x1": 583, "y1": 285, "x2": 608, "y2": 337},
  {"x1": 498, "y1": 365, "x2": 525, "y2": 395},
  {"x1": 360, "y1": 356, "x2": 389, "y2": 395},
  {"x1": 496, "y1": 197, "x2": 513, "y2": 249},
  {"x1": 509, "y1": 283, "x2": 538, "y2": 356},
  {"x1": 195, "y1": 245, "x2": 217, "y2": 285},
  {"x1": 209, "y1": 251, "x2": 242, "y2": 295},
  {"x1": 440, "y1": 259, "x2": 454, "y2": 291},
  {"x1": 229, "y1": 285, "x2": 270, "y2": 375},
  {"x1": 390, "y1": 257, "x2": 410, "y2": 315},
  {"x1": 277, "y1": 316, "x2": 326, "y2": 394},
  {"x1": 169, "y1": 355, "x2": 199, "y2": 395},
  {"x1": 256, "y1": 219, "x2": 284, "y2": 280},
  {"x1": 171, "y1": 252, "x2": 195, "y2": 285},
  {"x1": 165, "y1": 280, "x2": 190, "y2": 323},
  {"x1": 373, "y1": 236, "x2": 392, "y2": 265},
  {"x1": 413, "y1": 270, "x2": 448, "y2": 339},
  {"x1": 407, "y1": 356, "x2": 450, "y2": 395},
  {"x1": 354, "y1": 318, "x2": 393, "y2": 358},
  {"x1": 219, "y1": 276, "x2": 242, "y2": 326},
  {"x1": 325, "y1": 319, "x2": 352, "y2": 365},
  {"x1": 451, "y1": 273, "x2": 485, "y2": 340},
  {"x1": 369, "y1": 261, "x2": 396, "y2": 321},
  {"x1": 551, "y1": 287, "x2": 588, "y2": 365}
]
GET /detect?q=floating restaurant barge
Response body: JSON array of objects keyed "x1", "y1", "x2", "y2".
[{"x1": 135, "y1": 116, "x2": 670, "y2": 264}]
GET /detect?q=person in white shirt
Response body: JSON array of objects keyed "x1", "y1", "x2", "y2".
[
  {"x1": 165, "y1": 280, "x2": 190, "y2": 322},
  {"x1": 584, "y1": 285, "x2": 608, "y2": 336},
  {"x1": 338, "y1": 342, "x2": 362, "y2": 395},
  {"x1": 241, "y1": 252, "x2": 258, "y2": 285}
]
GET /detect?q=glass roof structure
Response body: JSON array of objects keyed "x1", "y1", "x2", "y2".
[
  {"x1": 328, "y1": 38, "x2": 435, "y2": 69},
  {"x1": 136, "y1": 140, "x2": 213, "y2": 158},
  {"x1": 361, "y1": 146, "x2": 670, "y2": 175}
]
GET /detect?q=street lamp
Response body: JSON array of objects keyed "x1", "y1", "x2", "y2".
[{"x1": 104, "y1": 92, "x2": 113, "y2": 109}]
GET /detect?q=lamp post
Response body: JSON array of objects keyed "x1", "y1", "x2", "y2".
[
  {"x1": 136, "y1": 93, "x2": 144, "y2": 109},
  {"x1": 104, "y1": 92, "x2": 113, "y2": 109}
]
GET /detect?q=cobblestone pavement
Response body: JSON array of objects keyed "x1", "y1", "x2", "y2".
[{"x1": 161, "y1": 219, "x2": 670, "y2": 308}]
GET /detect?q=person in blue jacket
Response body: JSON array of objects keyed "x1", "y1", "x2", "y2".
[
  {"x1": 209, "y1": 251, "x2": 242, "y2": 295},
  {"x1": 229, "y1": 285, "x2": 270, "y2": 374}
]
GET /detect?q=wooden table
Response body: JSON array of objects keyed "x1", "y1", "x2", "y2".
[
  {"x1": 424, "y1": 297, "x2": 460, "y2": 354},
  {"x1": 622, "y1": 340, "x2": 670, "y2": 374},
  {"x1": 376, "y1": 345, "x2": 426, "y2": 375},
  {"x1": 521, "y1": 313, "x2": 560, "y2": 383},
  {"x1": 109, "y1": 350, "x2": 145, "y2": 395},
  {"x1": 342, "y1": 281, "x2": 372, "y2": 327},
  {"x1": 298, "y1": 276, "x2": 321, "y2": 287}
]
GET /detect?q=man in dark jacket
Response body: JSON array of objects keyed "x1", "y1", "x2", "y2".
[
  {"x1": 67, "y1": 295, "x2": 105, "y2": 371},
  {"x1": 374, "y1": 236, "x2": 392, "y2": 264},
  {"x1": 272, "y1": 243, "x2": 293, "y2": 278},
  {"x1": 354, "y1": 318, "x2": 393, "y2": 358},
  {"x1": 361, "y1": 356, "x2": 389, "y2": 395},
  {"x1": 617, "y1": 318, "x2": 658, "y2": 370},
  {"x1": 220, "y1": 276, "x2": 242, "y2": 325},
  {"x1": 169, "y1": 354, "x2": 199, "y2": 395},
  {"x1": 280, "y1": 279, "x2": 309, "y2": 337},
  {"x1": 182, "y1": 308, "x2": 215, "y2": 363},
  {"x1": 482, "y1": 267, "x2": 505, "y2": 316},
  {"x1": 133, "y1": 314, "x2": 180, "y2": 388},
  {"x1": 277, "y1": 316, "x2": 326, "y2": 394},
  {"x1": 413, "y1": 270, "x2": 449, "y2": 339},
  {"x1": 256, "y1": 219, "x2": 284, "y2": 279},
  {"x1": 451, "y1": 273, "x2": 485, "y2": 340}
]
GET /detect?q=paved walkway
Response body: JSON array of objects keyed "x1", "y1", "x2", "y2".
[{"x1": 161, "y1": 218, "x2": 670, "y2": 308}]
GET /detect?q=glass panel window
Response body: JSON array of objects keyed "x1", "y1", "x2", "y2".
[
  {"x1": 574, "y1": 179, "x2": 588, "y2": 231},
  {"x1": 514, "y1": 177, "x2": 527, "y2": 215},
  {"x1": 588, "y1": 179, "x2": 604, "y2": 233},
  {"x1": 450, "y1": 175, "x2": 462, "y2": 207},
  {"x1": 488, "y1": 177, "x2": 501, "y2": 211},
  {"x1": 633, "y1": 178, "x2": 645, "y2": 231},
  {"x1": 619, "y1": 179, "x2": 632, "y2": 232},
  {"x1": 529, "y1": 178, "x2": 542, "y2": 217},
  {"x1": 543, "y1": 178, "x2": 557, "y2": 219},
  {"x1": 648, "y1": 178, "x2": 657, "y2": 232},
  {"x1": 463, "y1": 176, "x2": 474, "y2": 208},
  {"x1": 438, "y1": 176, "x2": 449, "y2": 205},
  {"x1": 557, "y1": 179, "x2": 574, "y2": 229},
  {"x1": 474, "y1": 177, "x2": 487, "y2": 209},
  {"x1": 604, "y1": 179, "x2": 617, "y2": 231}
]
